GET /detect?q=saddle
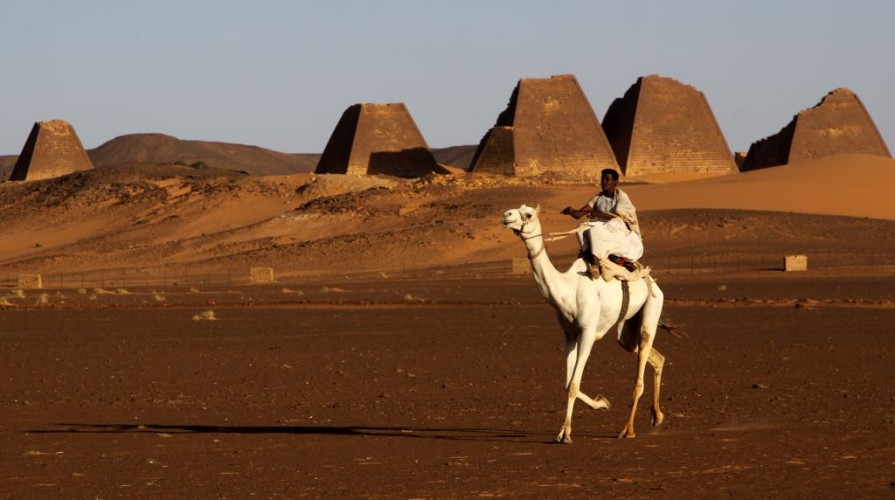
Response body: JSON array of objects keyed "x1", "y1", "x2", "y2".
[
  {"x1": 582, "y1": 251, "x2": 651, "y2": 283},
  {"x1": 607, "y1": 254, "x2": 637, "y2": 272}
]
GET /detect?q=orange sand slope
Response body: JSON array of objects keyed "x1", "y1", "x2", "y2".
[
  {"x1": 0, "y1": 153, "x2": 892, "y2": 278},
  {"x1": 628, "y1": 154, "x2": 895, "y2": 220}
]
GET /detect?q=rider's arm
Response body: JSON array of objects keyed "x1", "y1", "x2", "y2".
[{"x1": 561, "y1": 204, "x2": 593, "y2": 220}]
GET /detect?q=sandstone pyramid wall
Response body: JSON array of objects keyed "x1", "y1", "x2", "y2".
[
  {"x1": 602, "y1": 75, "x2": 736, "y2": 176},
  {"x1": 315, "y1": 103, "x2": 439, "y2": 177},
  {"x1": 10, "y1": 120, "x2": 95, "y2": 181},
  {"x1": 470, "y1": 74, "x2": 618, "y2": 180},
  {"x1": 742, "y1": 88, "x2": 891, "y2": 171},
  {"x1": 467, "y1": 127, "x2": 515, "y2": 175}
]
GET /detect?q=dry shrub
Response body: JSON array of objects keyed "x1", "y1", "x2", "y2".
[{"x1": 9, "y1": 290, "x2": 25, "y2": 299}]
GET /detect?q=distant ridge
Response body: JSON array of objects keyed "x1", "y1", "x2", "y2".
[
  {"x1": 88, "y1": 133, "x2": 319, "y2": 176},
  {"x1": 1, "y1": 136, "x2": 476, "y2": 180},
  {"x1": 430, "y1": 145, "x2": 476, "y2": 170}
]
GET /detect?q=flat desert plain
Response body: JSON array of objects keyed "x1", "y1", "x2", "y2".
[{"x1": 1, "y1": 154, "x2": 894, "y2": 497}]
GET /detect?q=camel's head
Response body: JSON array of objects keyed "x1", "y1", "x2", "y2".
[{"x1": 500, "y1": 204, "x2": 541, "y2": 236}]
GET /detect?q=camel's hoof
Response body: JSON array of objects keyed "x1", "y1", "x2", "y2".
[
  {"x1": 651, "y1": 412, "x2": 665, "y2": 427},
  {"x1": 618, "y1": 429, "x2": 636, "y2": 439},
  {"x1": 554, "y1": 435, "x2": 573, "y2": 444}
]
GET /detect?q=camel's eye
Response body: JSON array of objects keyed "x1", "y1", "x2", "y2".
[{"x1": 524, "y1": 212, "x2": 532, "y2": 219}]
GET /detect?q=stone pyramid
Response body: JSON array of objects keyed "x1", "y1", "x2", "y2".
[
  {"x1": 602, "y1": 75, "x2": 736, "y2": 176},
  {"x1": 10, "y1": 120, "x2": 95, "y2": 181},
  {"x1": 469, "y1": 74, "x2": 618, "y2": 180},
  {"x1": 742, "y1": 88, "x2": 891, "y2": 171},
  {"x1": 315, "y1": 103, "x2": 439, "y2": 177}
]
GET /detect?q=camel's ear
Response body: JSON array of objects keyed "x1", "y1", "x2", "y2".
[{"x1": 535, "y1": 204, "x2": 541, "y2": 216}]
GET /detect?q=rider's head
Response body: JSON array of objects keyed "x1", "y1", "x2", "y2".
[{"x1": 600, "y1": 169, "x2": 619, "y2": 195}]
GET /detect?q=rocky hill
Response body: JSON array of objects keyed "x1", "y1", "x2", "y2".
[{"x1": 88, "y1": 133, "x2": 319, "y2": 175}]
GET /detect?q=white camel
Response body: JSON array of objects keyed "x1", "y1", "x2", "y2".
[{"x1": 501, "y1": 204, "x2": 666, "y2": 443}]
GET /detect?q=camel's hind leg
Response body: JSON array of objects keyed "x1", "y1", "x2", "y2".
[
  {"x1": 648, "y1": 347, "x2": 665, "y2": 426},
  {"x1": 619, "y1": 280, "x2": 664, "y2": 438},
  {"x1": 618, "y1": 329, "x2": 654, "y2": 438}
]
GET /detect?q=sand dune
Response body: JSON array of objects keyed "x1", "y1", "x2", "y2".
[{"x1": 629, "y1": 154, "x2": 895, "y2": 220}]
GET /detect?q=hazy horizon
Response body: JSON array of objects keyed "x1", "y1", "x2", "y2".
[{"x1": 2, "y1": 0, "x2": 892, "y2": 156}]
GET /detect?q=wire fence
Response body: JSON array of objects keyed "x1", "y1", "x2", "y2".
[
  {"x1": 3, "y1": 250, "x2": 882, "y2": 291},
  {"x1": 1, "y1": 268, "x2": 249, "y2": 290}
]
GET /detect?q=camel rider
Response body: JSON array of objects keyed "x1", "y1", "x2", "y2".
[{"x1": 561, "y1": 168, "x2": 643, "y2": 275}]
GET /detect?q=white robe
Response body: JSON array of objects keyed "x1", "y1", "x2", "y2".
[{"x1": 576, "y1": 217, "x2": 644, "y2": 262}]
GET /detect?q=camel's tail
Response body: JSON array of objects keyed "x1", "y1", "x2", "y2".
[{"x1": 659, "y1": 315, "x2": 689, "y2": 340}]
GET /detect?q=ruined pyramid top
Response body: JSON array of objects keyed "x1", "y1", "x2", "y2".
[
  {"x1": 742, "y1": 88, "x2": 891, "y2": 171},
  {"x1": 602, "y1": 74, "x2": 736, "y2": 176},
  {"x1": 10, "y1": 119, "x2": 95, "y2": 181},
  {"x1": 470, "y1": 74, "x2": 618, "y2": 180},
  {"x1": 315, "y1": 103, "x2": 439, "y2": 177}
]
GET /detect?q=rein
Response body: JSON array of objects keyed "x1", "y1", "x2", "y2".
[
  {"x1": 518, "y1": 230, "x2": 545, "y2": 259},
  {"x1": 528, "y1": 241, "x2": 545, "y2": 260},
  {"x1": 518, "y1": 221, "x2": 588, "y2": 260}
]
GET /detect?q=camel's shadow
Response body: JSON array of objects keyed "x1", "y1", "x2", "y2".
[{"x1": 30, "y1": 422, "x2": 616, "y2": 444}]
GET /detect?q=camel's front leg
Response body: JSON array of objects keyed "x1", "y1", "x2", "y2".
[
  {"x1": 618, "y1": 328, "x2": 655, "y2": 438},
  {"x1": 578, "y1": 392, "x2": 610, "y2": 410},
  {"x1": 555, "y1": 331, "x2": 577, "y2": 444},
  {"x1": 559, "y1": 322, "x2": 610, "y2": 413},
  {"x1": 556, "y1": 331, "x2": 597, "y2": 444}
]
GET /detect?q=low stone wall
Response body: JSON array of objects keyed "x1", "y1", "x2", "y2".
[
  {"x1": 250, "y1": 267, "x2": 275, "y2": 283},
  {"x1": 784, "y1": 255, "x2": 808, "y2": 272},
  {"x1": 17, "y1": 274, "x2": 43, "y2": 289}
]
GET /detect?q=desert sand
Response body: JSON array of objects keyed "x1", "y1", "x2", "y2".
[{"x1": 1, "y1": 152, "x2": 894, "y2": 497}]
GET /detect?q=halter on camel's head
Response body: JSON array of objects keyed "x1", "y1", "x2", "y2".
[
  {"x1": 501, "y1": 204, "x2": 542, "y2": 239},
  {"x1": 501, "y1": 205, "x2": 547, "y2": 260}
]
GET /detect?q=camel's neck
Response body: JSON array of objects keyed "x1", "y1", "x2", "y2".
[{"x1": 520, "y1": 233, "x2": 565, "y2": 302}]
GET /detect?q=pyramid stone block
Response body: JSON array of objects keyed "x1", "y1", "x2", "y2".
[
  {"x1": 742, "y1": 88, "x2": 891, "y2": 171},
  {"x1": 10, "y1": 120, "x2": 95, "y2": 181},
  {"x1": 315, "y1": 103, "x2": 439, "y2": 178},
  {"x1": 470, "y1": 74, "x2": 618, "y2": 180},
  {"x1": 602, "y1": 75, "x2": 736, "y2": 176}
]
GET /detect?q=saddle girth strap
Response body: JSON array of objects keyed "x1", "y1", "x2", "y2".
[{"x1": 614, "y1": 280, "x2": 630, "y2": 332}]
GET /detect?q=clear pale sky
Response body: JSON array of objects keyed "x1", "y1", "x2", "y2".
[{"x1": 2, "y1": 0, "x2": 892, "y2": 156}]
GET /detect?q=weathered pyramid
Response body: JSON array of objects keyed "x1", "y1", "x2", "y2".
[
  {"x1": 469, "y1": 74, "x2": 618, "y2": 180},
  {"x1": 742, "y1": 88, "x2": 891, "y2": 171},
  {"x1": 315, "y1": 103, "x2": 439, "y2": 177},
  {"x1": 602, "y1": 75, "x2": 736, "y2": 176},
  {"x1": 10, "y1": 120, "x2": 95, "y2": 181}
]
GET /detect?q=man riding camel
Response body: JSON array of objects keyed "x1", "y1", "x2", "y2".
[{"x1": 561, "y1": 168, "x2": 643, "y2": 277}]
